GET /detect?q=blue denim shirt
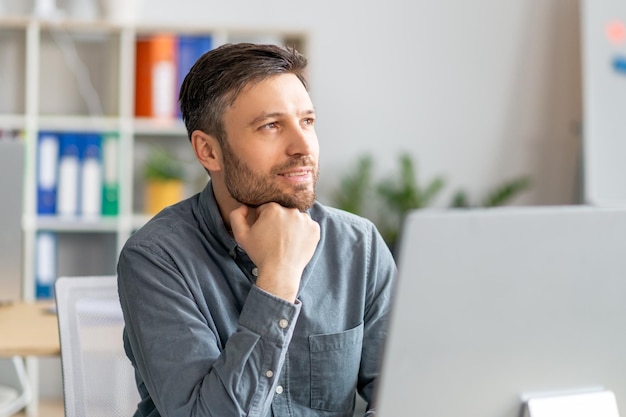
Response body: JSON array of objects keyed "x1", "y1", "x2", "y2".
[{"x1": 117, "y1": 181, "x2": 396, "y2": 417}]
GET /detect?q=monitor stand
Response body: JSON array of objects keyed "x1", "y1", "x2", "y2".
[{"x1": 522, "y1": 389, "x2": 620, "y2": 417}]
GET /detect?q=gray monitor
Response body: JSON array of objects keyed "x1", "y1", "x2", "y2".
[
  {"x1": 0, "y1": 139, "x2": 24, "y2": 302},
  {"x1": 375, "y1": 206, "x2": 626, "y2": 417}
]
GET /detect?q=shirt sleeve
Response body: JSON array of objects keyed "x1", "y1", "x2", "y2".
[{"x1": 117, "y1": 242, "x2": 301, "y2": 417}]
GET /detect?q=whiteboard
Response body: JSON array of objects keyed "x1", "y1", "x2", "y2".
[{"x1": 581, "y1": 0, "x2": 626, "y2": 206}]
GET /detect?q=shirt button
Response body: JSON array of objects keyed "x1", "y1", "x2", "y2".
[
  {"x1": 252, "y1": 267, "x2": 258, "y2": 277},
  {"x1": 275, "y1": 385, "x2": 284, "y2": 394},
  {"x1": 265, "y1": 370, "x2": 274, "y2": 378},
  {"x1": 278, "y1": 319, "x2": 289, "y2": 329}
]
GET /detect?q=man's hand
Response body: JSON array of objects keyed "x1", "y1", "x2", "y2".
[{"x1": 230, "y1": 203, "x2": 320, "y2": 303}]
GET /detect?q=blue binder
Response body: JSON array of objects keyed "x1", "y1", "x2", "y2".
[
  {"x1": 176, "y1": 35, "x2": 213, "y2": 117},
  {"x1": 36, "y1": 131, "x2": 60, "y2": 215}
]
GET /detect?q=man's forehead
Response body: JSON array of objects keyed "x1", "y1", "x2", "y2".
[{"x1": 225, "y1": 74, "x2": 313, "y2": 116}]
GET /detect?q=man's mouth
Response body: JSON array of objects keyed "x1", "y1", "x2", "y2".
[{"x1": 279, "y1": 168, "x2": 312, "y2": 178}]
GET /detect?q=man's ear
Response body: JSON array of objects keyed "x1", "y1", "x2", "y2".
[{"x1": 191, "y1": 130, "x2": 222, "y2": 172}]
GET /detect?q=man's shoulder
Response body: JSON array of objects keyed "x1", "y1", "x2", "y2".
[
  {"x1": 310, "y1": 202, "x2": 394, "y2": 262},
  {"x1": 310, "y1": 201, "x2": 377, "y2": 234},
  {"x1": 125, "y1": 198, "x2": 199, "y2": 250}
]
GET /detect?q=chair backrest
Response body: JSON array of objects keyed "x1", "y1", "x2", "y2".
[{"x1": 55, "y1": 276, "x2": 139, "y2": 417}]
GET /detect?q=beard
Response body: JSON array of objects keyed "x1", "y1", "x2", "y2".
[{"x1": 221, "y1": 141, "x2": 319, "y2": 212}]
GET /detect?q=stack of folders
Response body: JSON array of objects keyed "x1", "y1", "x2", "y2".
[
  {"x1": 37, "y1": 130, "x2": 120, "y2": 218},
  {"x1": 35, "y1": 131, "x2": 120, "y2": 299},
  {"x1": 135, "y1": 33, "x2": 213, "y2": 119}
]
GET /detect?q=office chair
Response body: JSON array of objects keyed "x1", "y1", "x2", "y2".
[
  {"x1": 55, "y1": 276, "x2": 139, "y2": 417},
  {"x1": 0, "y1": 356, "x2": 32, "y2": 417}
]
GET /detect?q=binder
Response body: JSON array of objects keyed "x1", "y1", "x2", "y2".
[
  {"x1": 176, "y1": 34, "x2": 213, "y2": 117},
  {"x1": 37, "y1": 131, "x2": 60, "y2": 215},
  {"x1": 101, "y1": 131, "x2": 120, "y2": 216},
  {"x1": 57, "y1": 133, "x2": 81, "y2": 217},
  {"x1": 80, "y1": 133, "x2": 103, "y2": 218},
  {"x1": 135, "y1": 33, "x2": 177, "y2": 118},
  {"x1": 35, "y1": 231, "x2": 57, "y2": 299}
]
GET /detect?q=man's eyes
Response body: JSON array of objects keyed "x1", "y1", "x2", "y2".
[{"x1": 258, "y1": 118, "x2": 315, "y2": 130}]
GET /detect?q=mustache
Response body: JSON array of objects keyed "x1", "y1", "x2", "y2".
[{"x1": 272, "y1": 156, "x2": 317, "y2": 174}]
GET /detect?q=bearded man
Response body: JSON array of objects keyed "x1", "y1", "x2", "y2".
[{"x1": 117, "y1": 43, "x2": 396, "y2": 417}]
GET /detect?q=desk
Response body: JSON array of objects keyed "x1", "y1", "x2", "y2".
[
  {"x1": 0, "y1": 301, "x2": 59, "y2": 357},
  {"x1": 0, "y1": 301, "x2": 59, "y2": 417}
]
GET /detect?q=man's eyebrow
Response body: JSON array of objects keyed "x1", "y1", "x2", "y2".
[
  {"x1": 248, "y1": 112, "x2": 283, "y2": 127},
  {"x1": 248, "y1": 108, "x2": 316, "y2": 127}
]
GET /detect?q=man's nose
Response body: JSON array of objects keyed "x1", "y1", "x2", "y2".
[{"x1": 286, "y1": 124, "x2": 317, "y2": 156}]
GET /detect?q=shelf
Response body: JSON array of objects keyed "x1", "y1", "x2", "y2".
[
  {"x1": 32, "y1": 216, "x2": 120, "y2": 233},
  {"x1": 131, "y1": 214, "x2": 152, "y2": 230},
  {"x1": 37, "y1": 115, "x2": 121, "y2": 132},
  {"x1": 0, "y1": 115, "x2": 27, "y2": 130},
  {"x1": 0, "y1": 16, "x2": 31, "y2": 29},
  {"x1": 37, "y1": 18, "x2": 125, "y2": 33},
  {"x1": 133, "y1": 117, "x2": 187, "y2": 136}
]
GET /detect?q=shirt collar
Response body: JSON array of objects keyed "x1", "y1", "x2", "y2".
[{"x1": 198, "y1": 180, "x2": 241, "y2": 256}]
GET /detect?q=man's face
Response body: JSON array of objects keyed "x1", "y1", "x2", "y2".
[{"x1": 219, "y1": 73, "x2": 319, "y2": 212}]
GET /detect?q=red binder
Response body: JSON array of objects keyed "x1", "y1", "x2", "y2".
[{"x1": 135, "y1": 34, "x2": 177, "y2": 118}]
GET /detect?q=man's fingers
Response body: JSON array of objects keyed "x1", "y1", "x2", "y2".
[{"x1": 229, "y1": 205, "x2": 250, "y2": 241}]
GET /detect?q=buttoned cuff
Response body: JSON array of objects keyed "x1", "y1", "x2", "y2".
[{"x1": 239, "y1": 285, "x2": 302, "y2": 346}]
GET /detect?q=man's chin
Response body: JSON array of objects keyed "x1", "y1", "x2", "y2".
[{"x1": 239, "y1": 196, "x2": 315, "y2": 212}]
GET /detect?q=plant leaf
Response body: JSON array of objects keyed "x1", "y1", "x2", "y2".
[
  {"x1": 481, "y1": 176, "x2": 531, "y2": 207},
  {"x1": 332, "y1": 154, "x2": 373, "y2": 215}
]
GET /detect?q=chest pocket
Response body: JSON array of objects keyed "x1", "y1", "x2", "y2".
[{"x1": 309, "y1": 322, "x2": 364, "y2": 412}]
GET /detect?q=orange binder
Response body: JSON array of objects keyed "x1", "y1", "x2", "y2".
[{"x1": 135, "y1": 34, "x2": 177, "y2": 118}]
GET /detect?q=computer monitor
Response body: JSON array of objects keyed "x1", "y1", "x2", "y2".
[{"x1": 374, "y1": 206, "x2": 626, "y2": 417}]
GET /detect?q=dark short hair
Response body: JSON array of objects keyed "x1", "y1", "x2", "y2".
[{"x1": 179, "y1": 43, "x2": 309, "y2": 144}]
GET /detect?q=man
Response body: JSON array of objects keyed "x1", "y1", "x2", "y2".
[{"x1": 118, "y1": 43, "x2": 396, "y2": 417}]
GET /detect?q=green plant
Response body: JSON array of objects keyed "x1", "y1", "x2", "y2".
[
  {"x1": 331, "y1": 152, "x2": 532, "y2": 253},
  {"x1": 144, "y1": 148, "x2": 185, "y2": 181},
  {"x1": 450, "y1": 176, "x2": 531, "y2": 208},
  {"x1": 332, "y1": 154, "x2": 374, "y2": 216},
  {"x1": 375, "y1": 152, "x2": 445, "y2": 248}
]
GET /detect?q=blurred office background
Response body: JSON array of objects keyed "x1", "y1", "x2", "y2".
[
  {"x1": 0, "y1": 0, "x2": 596, "y2": 411},
  {"x1": 140, "y1": 0, "x2": 583, "y2": 208},
  {"x1": 2, "y1": 0, "x2": 584, "y2": 208}
]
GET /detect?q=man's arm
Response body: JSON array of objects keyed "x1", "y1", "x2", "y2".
[
  {"x1": 118, "y1": 202, "x2": 320, "y2": 417},
  {"x1": 118, "y1": 242, "x2": 302, "y2": 417}
]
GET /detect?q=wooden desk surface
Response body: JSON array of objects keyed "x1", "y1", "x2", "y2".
[{"x1": 0, "y1": 301, "x2": 60, "y2": 357}]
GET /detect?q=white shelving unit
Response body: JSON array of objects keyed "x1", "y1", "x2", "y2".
[
  {"x1": 0, "y1": 15, "x2": 306, "y2": 301},
  {"x1": 0, "y1": 15, "x2": 306, "y2": 415}
]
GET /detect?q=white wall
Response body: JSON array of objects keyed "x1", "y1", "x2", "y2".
[{"x1": 136, "y1": 0, "x2": 584, "y2": 208}]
